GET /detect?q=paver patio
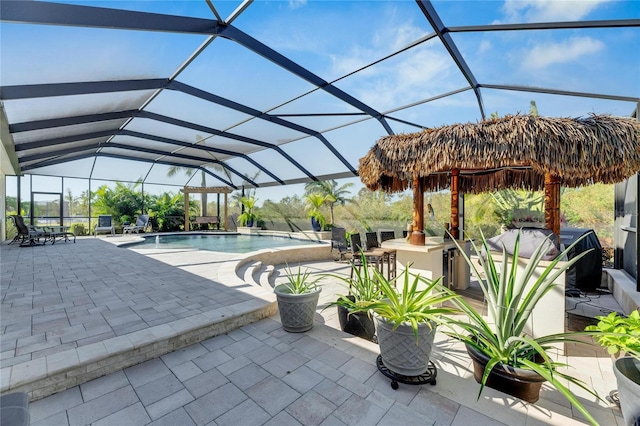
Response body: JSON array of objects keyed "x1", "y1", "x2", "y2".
[{"x1": 0, "y1": 236, "x2": 623, "y2": 425}]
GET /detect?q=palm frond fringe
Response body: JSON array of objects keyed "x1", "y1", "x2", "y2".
[{"x1": 358, "y1": 114, "x2": 640, "y2": 193}]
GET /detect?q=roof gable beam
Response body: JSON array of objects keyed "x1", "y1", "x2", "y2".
[{"x1": 415, "y1": 0, "x2": 486, "y2": 119}]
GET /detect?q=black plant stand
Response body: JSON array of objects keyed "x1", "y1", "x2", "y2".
[{"x1": 376, "y1": 355, "x2": 437, "y2": 389}]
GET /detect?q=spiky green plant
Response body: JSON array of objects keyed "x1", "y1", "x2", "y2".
[
  {"x1": 343, "y1": 256, "x2": 460, "y2": 342},
  {"x1": 280, "y1": 265, "x2": 323, "y2": 295},
  {"x1": 446, "y1": 230, "x2": 602, "y2": 425},
  {"x1": 325, "y1": 251, "x2": 382, "y2": 313}
]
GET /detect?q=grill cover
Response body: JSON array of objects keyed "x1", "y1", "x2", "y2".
[
  {"x1": 486, "y1": 228, "x2": 560, "y2": 261},
  {"x1": 560, "y1": 228, "x2": 603, "y2": 291}
]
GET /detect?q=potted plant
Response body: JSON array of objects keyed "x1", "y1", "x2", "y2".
[
  {"x1": 325, "y1": 251, "x2": 382, "y2": 342},
  {"x1": 446, "y1": 231, "x2": 601, "y2": 425},
  {"x1": 306, "y1": 193, "x2": 334, "y2": 231},
  {"x1": 586, "y1": 310, "x2": 640, "y2": 426},
  {"x1": 238, "y1": 196, "x2": 258, "y2": 227},
  {"x1": 274, "y1": 265, "x2": 323, "y2": 333},
  {"x1": 347, "y1": 262, "x2": 459, "y2": 377}
]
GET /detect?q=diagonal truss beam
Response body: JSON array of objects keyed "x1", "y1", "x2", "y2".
[
  {"x1": 21, "y1": 151, "x2": 238, "y2": 189},
  {"x1": 4, "y1": 79, "x2": 358, "y2": 176},
  {"x1": 216, "y1": 26, "x2": 394, "y2": 136},
  {"x1": 19, "y1": 145, "x2": 100, "y2": 163},
  {"x1": 0, "y1": 1, "x2": 221, "y2": 34},
  {"x1": 104, "y1": 142, "x2": 258, "y2": 186},
  {"x1": 120, "y1": 131, "x2": 284, "y2": 184},
  {"x1": 18, "y1": 129, "x2": 284, "y2": 184},
  {"x1": 8, "y1": 105, "x2": 315, "y2": 180},
  {"x1": 95, "y1": 154, "x2": 238, "y2": 188},
  {"x1": 449, "y1": 19, "x2": 640, "y2": 33},
  {"x1": 138, "y1": 111, "x2": 316, "y2": 179},
  {"x1": 415, "y1": 0, "x2": 486, "y2": 119},
  {"x1": 1, "y1": 0, "x2": 394, "y2": 139},
  {"x1": 14, "y1": 130, "x2": 114, "y2": 151},
  {"x1": 0, "y1": 79, "x2": 167, "y2": 100},
  {"x1": 479, "y1": 84, "x2": 640, "y2": 103},
  {"x1": 18, "y1": 141, "x2": 259, "y2": 187},
  {"x1": 170, "y1": 81, "x2": 357, "y2": 174},
  {"x1": 10, "y1": 110, "x2": 139, "y2": 132},
  {"x1": 21, "y1": 151, "x2": 102, "y2": 171}
]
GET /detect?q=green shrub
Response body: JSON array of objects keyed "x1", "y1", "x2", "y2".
[{"x1": 70, "y1": 223, "x2": 86, "y2": 236}]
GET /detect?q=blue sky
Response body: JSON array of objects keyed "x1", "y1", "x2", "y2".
[{"x1": 1, "y1": 0, "x2": 639, "y2": 203}]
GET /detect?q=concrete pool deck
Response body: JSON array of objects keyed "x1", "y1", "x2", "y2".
[{"x1": 0, "y1": 235, "x2": 624, "y2": 425}]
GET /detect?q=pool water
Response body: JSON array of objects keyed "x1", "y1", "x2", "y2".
[{"x1": 128, "y1": 234, "x2": 321, "y2": 253}]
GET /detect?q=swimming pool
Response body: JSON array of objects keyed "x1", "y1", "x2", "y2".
[{"x1": 127, "y1": 234, "x2": 322, "y2": 253}]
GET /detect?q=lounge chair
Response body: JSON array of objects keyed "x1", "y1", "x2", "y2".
[
  {"x1": 330, "y1": 226, "x2": 349, "y2": 261},
  {"x1": 44, "y1": 226, "x2": 76, "y2": 244},
  {"x1": 123, "y1": 214, "x2": 150, "y2": 234},
  {"x1": 9, "y1": 215, "x2": 46, "y2": 246},
  {"x1": 94, "y1": 215, "x2": 115, "y2": 237}
]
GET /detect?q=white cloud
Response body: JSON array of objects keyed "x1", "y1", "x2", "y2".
[
  {"x1": 355, "y1": 48, "x2": 453, "y2": 111},
  {"x1": 478, "y1": 40, "x2": 492, "y2": 54},
  {"x1": 523, "y1": 36, "x2": 605, "y2": 69},
  {"x1": 501, "y1": 0, "x2": 614, "y2": 22},
  {"x1": 288, "y1": 0, "x2": 307, "y2": 10}
]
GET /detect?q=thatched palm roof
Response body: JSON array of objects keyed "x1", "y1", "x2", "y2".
[{"x1": 359, "y1": 114, "x2": 640, "y2": 194}]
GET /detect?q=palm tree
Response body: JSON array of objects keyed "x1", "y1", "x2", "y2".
[
  {"x1": 167, "y1": 166, "x2": 208, "y2": 216},
  {"x1": 305, "y1": 193, "x2": 333, "y2": 230},
  {"x1": 167, "y1": 135, "x2": 234, "y2": 217},
  {"x1": 304, "y1": 180, "x2": 354, "y2": 225}
]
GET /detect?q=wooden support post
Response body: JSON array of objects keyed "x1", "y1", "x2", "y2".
[
  {"x1": 450, "y1": 169, "x2": 460, "y2": 240},
  {"x1": 411, "y1": 176, "x2": 426, "y2": 246},
  {"x1": 544, "y1": 173, "x2": 561, "y2": 237}
]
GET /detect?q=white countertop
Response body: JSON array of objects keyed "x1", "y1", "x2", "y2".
[{"x1": 381, "y1": 237, "x2": 462, "y2": 253}]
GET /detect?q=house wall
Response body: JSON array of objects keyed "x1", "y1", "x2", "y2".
[{"x1": 615, "y1": 173, "x2": 638, "y2": 284}]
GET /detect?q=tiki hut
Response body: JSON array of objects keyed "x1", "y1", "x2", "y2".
[{"x1": 358, "y1": 114, "x2": 640, "y2": 245}]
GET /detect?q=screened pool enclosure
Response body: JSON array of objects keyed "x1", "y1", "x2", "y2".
[{"x1": 1, "y1": 1, "x2": 638, "y2": 279}]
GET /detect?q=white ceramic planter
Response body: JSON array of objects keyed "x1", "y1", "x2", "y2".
[
  {"x1": 274, "y1": 284, "x2": 321, "y2": 333},
  {"x1": 614, "y1": 356, "x2": 640, "y2": 426},
  {"x1": 375, "y1": 316, "x2": 436, "y2": 376}
]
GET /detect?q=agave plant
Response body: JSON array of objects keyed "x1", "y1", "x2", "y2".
[
  {"x1": 346, "y1": 258, "x2": 460, "y2": 342},
  {"x1": 326, "y1": 251, "x2": 383, "y2": 312},
  {"x1": 446, "y1": 230, "x2": 602, "y2": 425},
  {"x1": 280, "y1": 264, "x2": 323, "y2": 294}
]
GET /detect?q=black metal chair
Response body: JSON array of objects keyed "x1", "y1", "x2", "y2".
[
  {"x1": 349, "y1": 233, "x2": 384, "y2": 279},
  {"x1": 370, "y1": 231, "x2": 397, "y2": 280},
  {"x1": 380, "y1": 230, "x2": 396, "y2": 242},
  {"x1": 8, "y1": 215, "x2": 46, "y2": 246},
  {"x1": 330, "y1": 226, "x2": 349, "y2": 261},
  {"x1": 365, "y1": 231, "x2": 380, "y2": 250}
]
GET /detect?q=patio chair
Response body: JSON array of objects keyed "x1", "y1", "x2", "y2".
[
  {"x1": 367, "y1": 231, "x2": 397, "y2": 280},
  {"x1": 330, "y1": 226, "x2": 349, "y2": 261},
  {"x1": 349, "y1": 233, "x2": 384, "y2": 279},
  {"x1": 365, "y1": 231, "x2": 380, "y2": 249},
  {"x1": 123, "y1": 214, "x2": 150, "y2": 234},
  {"x1": 380, "y1": 230, "x2": 396, "y2": 242},
  {"x1": 94, "y1": 215, "x2": 115, "y2": 237},
  {"x1": 9, "y1": 215, "x2": 46, "y2": 246}
]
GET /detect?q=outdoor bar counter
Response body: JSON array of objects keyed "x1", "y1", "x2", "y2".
[
  {"x1": 382, "y1": 236, "x2": 567, "y2": 348},
  {"x1": 381, "y1": 236, "x2": 470, "y2": 290}
]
